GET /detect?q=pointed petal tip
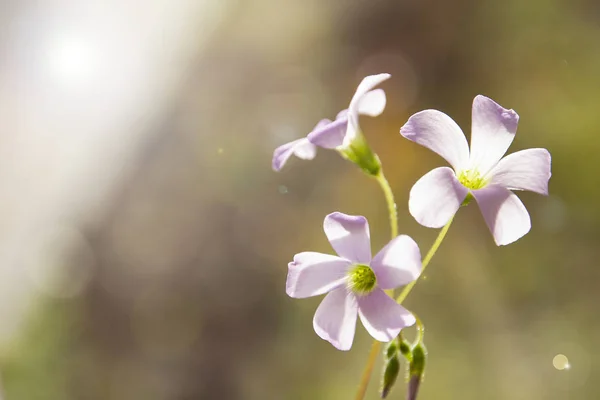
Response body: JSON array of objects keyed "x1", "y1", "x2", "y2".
[{"x1": 364, "y1": 72, "x2": 391, "y2": 81}]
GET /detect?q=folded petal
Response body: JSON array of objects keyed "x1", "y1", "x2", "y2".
[
  {"x1": 357, "y1": 89, "x2": 386, "y2": 117},
  {"x1": 371, "y1": 235, "x2": 422, "y2": 290},
  {"x1": 272, "y1": 138, "x2": 317, "y2": 171},
  {"x1": 472, "y1": 185, "x2": 531, "y2": 246},
  {"x1": 323, "y1": 212, "x2": 371, "y2": 264},
  {"x1": 400, "y1": 110, "x2": 470, "y2": 171},
  {"x1": 358, "y1": 288, "x2": 415, "y2": 342},
  {"x1": 469, "y1": 95, "x2": 519, "y2": 174},
  {"x1": 488, "y1": 148, "x2": 551, "y2": 195},
  {"x1": 286, "y1": 252, "x2": 351, "y2": 299},
  {"x1": 345, "y1": 74, "x2": 391, "y2": 145},
  {"x1": 408, "y1": 167, "x2": 468, "y2": 228},
  {"x1": 313, "y1": 288, "x2": 358, "y2": 351},
  {"x1": 307, "y1": 117, "x2": 347, "y2": 149}
]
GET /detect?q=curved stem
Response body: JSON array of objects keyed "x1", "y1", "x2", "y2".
[
  {"x1": 395, "y1": 215, "x2": 454, "y2": 304},
  {"x1": 374, "y1": 171, "x2": 398, "y2": 238},
  {"x1": 354, "y1": 171, "x2": 397, "y2": 400},
  {"x1": 353, "y1": 341, "x2": 382, "y2": 400},
  {"x1": 353, "y1": 192, "x2": 455, "y2": 400}
]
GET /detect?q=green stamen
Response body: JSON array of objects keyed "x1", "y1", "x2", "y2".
[
  {"x1": 348, "y1": 264, "x2": 377, "y2": 295},
  {"x1": 458, "y1": 169, "x2": 487, "y2": 190}
]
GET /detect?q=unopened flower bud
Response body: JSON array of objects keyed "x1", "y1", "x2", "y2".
[
  {"x1": 385, "y1": 340, "x2": 398, "y2": 359},
  {"x1": 398, "y1": 337, "x2": 412, "y2": 360},
  {"x1": 380, "y1": 354, "x2": 400, "y2": 399},
  {"x1": 407, "y1": 342, "x2": 427, "y2": 400}
]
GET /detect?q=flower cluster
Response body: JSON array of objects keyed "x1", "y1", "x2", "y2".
[{"x1": 273, "y1": 74, "x2": 552, "y2": 356}]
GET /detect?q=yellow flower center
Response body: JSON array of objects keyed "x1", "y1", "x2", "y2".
[
  {"x1": 458, "y1": 169, "x2": 487, "y2": 190},
  {"x1": 347, "y1": 264, "x2": 377, "y2": 295}
]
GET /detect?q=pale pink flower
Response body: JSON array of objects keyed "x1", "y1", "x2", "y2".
[
  {"x1": 272, "y1": 74, "x2": 390, "y2": 172},
  {"x1": 400, "y1": 95, "x2": 551, "y2": 245},
  {"x1": 286, "y1": 212, "x2": 421, "y2": 350}
]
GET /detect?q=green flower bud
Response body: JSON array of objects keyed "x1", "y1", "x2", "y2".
[
  {"x1": 398, "y1": 337, "x2": 412, "y2": 360},
  {"x1": 385, "y1": 340, "x2": 398, "y2": 359},
  {"x1": 407, "y1": 342, "x2": 427, "y2": 400},
  {"x1": 380, "y1": 354, "x2": 400, "y2": 399},
  {"x1": 409, "y1": 343, "x2": 426, "y2": 377}
]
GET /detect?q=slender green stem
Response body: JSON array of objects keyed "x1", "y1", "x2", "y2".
[
  {"x1": 354, "y1": 171, "x2": 397, "y2": 400},
  {"x1": 353, "y1": 341, "x2": 382, "y2": 400},
  {"x1": 374, "y1": 171, "x2": 398, "y2": 238},
  {"x1": 353, "y1": 180, "x2": 455, "y2": 400},
  {"x1": 395, "y1": 215, "x2": 454, "y2": 304}
]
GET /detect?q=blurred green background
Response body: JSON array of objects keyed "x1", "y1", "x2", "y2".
[{"x1": 0, "y1": 0, "x2": 598, "y2": 399}]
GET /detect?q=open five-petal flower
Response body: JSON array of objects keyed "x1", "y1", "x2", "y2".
[
  {"x1": 400, "y1": 95, "x2": 552, "y2": 245},
  {"x1": 286, "y1": 212, "x2": 421, "y2": 350},
  {"x1": 272, "y1": 73, "x2": 390, "y2": 172}
]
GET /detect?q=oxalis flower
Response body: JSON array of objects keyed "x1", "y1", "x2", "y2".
[
  {"x1": 272, "y1": 73, "x2": 390, "y2": 175},
  {"x1": 400, "y1": 95, "x2": 552, "y2": 246},
  {"x1": 286, "y1": 212, "x2": 421, "y2": 351}
]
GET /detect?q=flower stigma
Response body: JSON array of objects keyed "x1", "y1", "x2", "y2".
[
  {"x1": 347, "y1": 264, "x2": 377, "y2": 295},
  {"x1": 458, "y1": 169, "x2": 487, "y2": 190}
]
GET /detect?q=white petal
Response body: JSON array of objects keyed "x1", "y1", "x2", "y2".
[
  {"x1": 313, "y1": 288, "x2": 358, "y2": 351},
  {"x1": 358, "y1": 288, "x2": 415, "y2": 342},
  {"x1": 469, "y1": 95, "x2": 519, "y2": 174},
  {"x1": 323, "y1": 212, "x2": 371, "y2": 264},
  {"x1": 409, "y1": 167, "x2": 468, "y2": 228},
  {"x1": 371, "y1": 235, "x2": 421, "y2": 290},
  {"x1": 292, "y1": 138, "x2": 317, "y2": 159},
  {"x1": 488, "y1": 148, "x2": 551, "y2": 195},
  {"x1": 472, "y1": 185, "x2": 531, "y2": 246},
  {"x1": 286, "y1": 252, "x2": 351, "y2": 299},
  {"x1": 345, "y1": 74, "x2": 391, "y2": 144},
  {"x1": 400, "y1": 110, "x2": 470, "y2": 171},
  {"x1": 357, "y1": 89, "x2": 386, "y2": 117}
]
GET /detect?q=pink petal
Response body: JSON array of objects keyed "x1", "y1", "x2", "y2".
[
  {"x1": 313, "y1": 288, "x2": 358, "y2": 351},
  {"x1": 469, "y1": 95, "x2": 519, "y2": 174},
  {"x1": 408, "y1": 167, "x2": 468, "y2": 228},
  {"x1": 400, "y1": 109, "x2": 470, "y2": 171},
  {"x1": 357, "y1": 288, "x2": 415, "y2": 342},
  {"x1": 323, "y1": 212, "x2": 371, "y2": 264},
  {"x1": 272, "y1": 138, "x2": 317, "y2": 171},
  {"x1": 286, "y1": 252, "x2": 351, "y2": 299},
  {"x1": 357, "y1": 88, "x2": 386, "y2": 117},
  {"x1": 472, "y1": 185, "x2": 531, "y2": 246},
  {"x1": 489, "y1": 148, "x2": 551, "y2": 195},
  {"x1": 307, "y1": 117, "x2": 347, "y2": 149},
  {"x1": 371, "y1": 235, "x2": 421, "y2": 290}
]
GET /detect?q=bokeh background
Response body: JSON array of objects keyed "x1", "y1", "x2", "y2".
[{"x1": 0, "y1": 0, "x2": 597, "y2": 399}]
